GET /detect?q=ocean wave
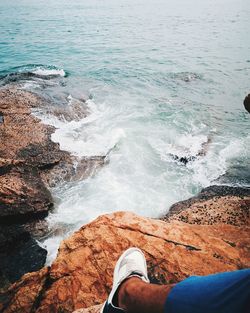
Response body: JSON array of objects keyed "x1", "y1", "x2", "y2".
[
  {"x1": 32, "y1": 67, "x2": 66, "y2": 77},
  {"x1": 32, "y1": 97, "x2": 126, "y2": 157}
]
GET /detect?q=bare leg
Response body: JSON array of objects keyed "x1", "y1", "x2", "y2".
[{"x1": 117, "y1": 277, "x2": 174, "y2": 313}]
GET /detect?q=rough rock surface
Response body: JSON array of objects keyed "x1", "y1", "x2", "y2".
[
  {"x1": 0, "y1": 86, "x2": 105, "y2": 286},
  {"x1": 74, "y1": 304, "x2": 102, "y2": 313},
  {"x1": 1, "y1": 205, "x2": 249, "y2": 313},
  {"x1": 163, "y1": 185, "x2": 250, "y2": 226},
  {"x1": 0, "y1": 267, "x2": 49, "y2": 313}
]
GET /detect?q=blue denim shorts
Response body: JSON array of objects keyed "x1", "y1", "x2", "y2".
[{"x1": 164, "y1": 269, "x2": 250, "y2": 313}]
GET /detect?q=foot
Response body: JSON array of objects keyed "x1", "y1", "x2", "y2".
[{"x1": 101, "y1": 247, "x2": 149, "y2": 313}]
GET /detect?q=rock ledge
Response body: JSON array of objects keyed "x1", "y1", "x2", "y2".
[{"x1": 0, "y1": 205, "x2": 249, "y2": 313}]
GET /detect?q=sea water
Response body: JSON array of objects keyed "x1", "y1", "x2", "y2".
[{"x1": 0, "y1": 0, "x2": 249, "y2": 263}]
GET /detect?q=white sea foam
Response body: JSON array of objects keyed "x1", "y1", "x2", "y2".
[
  {"x1": 177, "y1": 134, "x2": 208, "y2": 156},
  {"x1": 150, "y1": 132, "x2": 209, "y2": 162},
  {"x1": 189, "y1": 149, "x2": 227, "y2": 187},
  {"x1": 34, "y1": 98, "x2": 127, "y2": 157},
  {"x1": 189, "y1": 136, "x2": 250, "y2": 188},
  {"x1": 21, "y1": 81, "x2": 39, "y2": 89},
  {"x1": 42, "y1": 236, "x2": 63, "y2": 264},
  {"x1": 32, "y1": 68, "x2": 66, "y2": 77},
  {"x1": 220, "y1": 138, "x2": 247, "y2": 159}
]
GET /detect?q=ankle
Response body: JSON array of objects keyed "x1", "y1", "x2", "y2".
[{"x1": 118, "y1": 277, "x2": 143, "y2": 310}]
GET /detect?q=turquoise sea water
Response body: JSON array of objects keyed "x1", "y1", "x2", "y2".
[{"x1": 1, "y1": 0, "x2": 249, "y2": 262}]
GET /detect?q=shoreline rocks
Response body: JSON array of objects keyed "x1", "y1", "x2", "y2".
[
  {"x1": 0, "y1": 85, "x2": 249, "y2": 312},
  {"x1": 0, "y1": 86, "x2": 105, "y2": 286}
]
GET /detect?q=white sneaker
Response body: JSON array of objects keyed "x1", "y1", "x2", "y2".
[{"x1": 101, "y1": 247, "x2": 149, "y2": 313}]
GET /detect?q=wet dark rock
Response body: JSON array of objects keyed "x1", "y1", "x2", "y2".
[
  {"x1": 191, "y1": 185, "x2": 250, "y2": 199},
  {"x1": 0, "y1": 71, "x2": 63, "y2": 87},
  {"x1": 243, "y1": 94, "x2": 250, "y2": 113},
  {"x1": 169, "y1": 138, "x2": 211, "y2": 165},
  {"x1": 0, "y1": 224, "x2": 47, "y2": 287},
  {"x1": 22, "y1": 219, "x2": 49, "y2": 239},
  {"x1": 170, "y1": 154, "x2": 196, "y2": 165}
]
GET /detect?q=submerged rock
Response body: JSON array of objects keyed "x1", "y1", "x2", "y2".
[
  {"x1": 1, "y1": 202, "x2": 249, "y2": 313},
  {"x1": 169, "y1": 137, "x2": 211, "y2": 165},
  {"x1": 170, "y1": 154, "x2": 196, "y2": 165}
]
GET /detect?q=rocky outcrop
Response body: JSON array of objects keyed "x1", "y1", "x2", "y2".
[
  {"x1": 0, "y1": 202, "x2": 249, "y2": 313},
  {"x1": 163, "y1": 185, "x2": 250, "y2": 226},
  {"x1": 0, "y1": 87, "x2": 105, "y2": 286},
  {"x1": 244, "y1": 93, "x2": 250, "y2": 113}
]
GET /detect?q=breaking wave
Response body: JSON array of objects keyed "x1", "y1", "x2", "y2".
[{"x1": 0, "y1": 64, "x2": 66, "y2": 86}]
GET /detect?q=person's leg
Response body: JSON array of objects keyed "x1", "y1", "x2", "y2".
[
  {"x1": 117, "y1": 277, "x2": 174, "y2": 313},
  {"x1": 102, "y1": 247, "x2": 250, "y2": 313},
  {"x1": 116, "y1": 269, "x2": 250, "y2": 313},
  {"x1": 101, "y1": 247, "x2": 171, "y2": 313}
]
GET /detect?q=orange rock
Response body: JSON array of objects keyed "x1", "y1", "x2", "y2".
[
  {"x1": 0, "y1": 267, "x2": 49, "y2": 313},
  {"x1": 74, "y1": 304, "x2": 102, "y2": 313},
  {"x1": 1, "y1": 210, "x2": 249, "y2": 313}
]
